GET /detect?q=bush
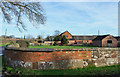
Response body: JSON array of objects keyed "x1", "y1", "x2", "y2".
[
  {"x1": 6, "y1": 41, "x2": 19, "y2": 47},
  {"x1": 54, "y1": 36, "x2": 61, "y2": 41},
  {"x1": 16, "y1": 40, "x2": 29, "y2": 48},
  {"x1": 53, "y1": 41, "x2": 59, "y2": 46}
]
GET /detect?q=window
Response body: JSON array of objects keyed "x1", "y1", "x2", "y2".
[
  {"x1": 66, "y1": 35, "x2": 68, "y2": 37},
  {"x1": 38, "y1": 41, "x2": 42, "y2": 43}
]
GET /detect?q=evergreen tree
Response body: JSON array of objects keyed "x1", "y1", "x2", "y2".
[
  {"x1": 24, "y1": 35, "x2": 25, "y2": 39},
  {"x1": 37, "y1": 35, "x2": 42, "y2": 40},
  {"x1": 61, "y1": 35, "x2": 68, "y2": 46}
]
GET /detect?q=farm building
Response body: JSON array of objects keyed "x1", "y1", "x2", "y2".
[
  {"x1": 45, "y1": 31, "x2": 119, "y2": 47},
  {"x1": 59, "y1": 31, "x2": 97, "y2": 45},
  {"x1": 92, "y1": 35, "x2": 118, "y2": 47},
  {"x1": 114, "y1": 36, "x2": 120, "y2": 47}
]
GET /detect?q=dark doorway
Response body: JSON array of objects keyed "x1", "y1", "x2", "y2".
[
  {"x1": 107, "y1": 40, "x2": 112, "y2": 47},
  {"x1": 38, "y1": 41, "x2": 42, "y2": 43}
]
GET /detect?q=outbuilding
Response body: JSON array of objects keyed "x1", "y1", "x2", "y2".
[{"x1": 92, "y1": 34, "x2": 118, "y2": 47}]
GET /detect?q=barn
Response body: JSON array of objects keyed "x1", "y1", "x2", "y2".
[{"x1": 92, "y1": 35, "x2": 118, "y2": 47}]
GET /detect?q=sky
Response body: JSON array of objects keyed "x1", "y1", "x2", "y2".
[{"x1": 0, "y1": 2, "x2": 118, "y2": 38}]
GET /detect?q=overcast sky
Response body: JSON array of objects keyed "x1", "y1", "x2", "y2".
[{"x1": 0, "y1": 2, "x2": 118, "y2": 38}]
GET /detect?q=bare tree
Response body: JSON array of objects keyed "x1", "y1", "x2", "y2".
[
  {"x1": 26, "y1": 35, "x2": 33, "y2": 39},
  {"x1": 54, "y1": 30, "x2": 61, "y2": 36},
  {"x1": 0, "y1": 2, "x2": 46, "y2": 32}
]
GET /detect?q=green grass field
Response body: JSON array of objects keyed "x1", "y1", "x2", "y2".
[
  {"x1": 3, "y1": 64, "x2": 120, "y2": 76},
  {"x1": 29, "y1": 45, "x2": 97, "y2": 49},
  {"x1": 0, "y1": 43, "x2": 9, "y2": 47}
]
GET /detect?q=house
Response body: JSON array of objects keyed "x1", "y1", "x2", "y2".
[
  {"x1": 59, "y1": 31, "x2": 118, "y2": 47},
  {"x1": 59, "y1": 31, "x2": 97, "y2": 45},
  {"x1": 92, "y1": 34, "x2": 118, "y2": 47},
  {"x1": 45, "y1": 31, "x2": 118, "y2": 47},
  {"x1": 71, "y1": 36, "x2": 97, "y2": 44},
  {"x1": 60, "y1": 31, "x2": 73, "y2": 39}
]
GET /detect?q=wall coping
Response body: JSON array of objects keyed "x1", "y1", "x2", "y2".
[{"x1": 5, "y1": 47, "x2": 120, "y2": 52}]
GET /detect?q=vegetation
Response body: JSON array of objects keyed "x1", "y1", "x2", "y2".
[
  {"x1": 53, "y1": 35, "x2": 61, "y2": 46},
  {"x1": 0, "y1": 43, "x2": 9, "y2": 47},
  {"x1": 37, "y1": 35, "x2": 43, "y2": 40},
  {"x1": 1, "y1": 2, "x2": 46, "y2": 31},
  {"x1": 29, "y1": 45, "x2": 97, "y2": 49},
  {"x1": 3, "y1": 64, "x2": 120, "y2": 76},
  {"x1": 61, "y1": 35, "x2": 68, "y2": 46},
  {"x1": 24, "y1": 35, "x2": 26, "y2": 39},
  {"x1": 54, "y1": 30, "x2": 61, "y2": 36},
  {"x1": 53, "y1": 41, "x2": 59, "y2": 46},
  {"x1": 53, "y1": 35, "x2": 61, "y2": 41},
  {"x1": 16, "y1": 40, "x2": 29, "y2": 48}
]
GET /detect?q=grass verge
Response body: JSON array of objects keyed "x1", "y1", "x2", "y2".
[
  {"x1": 0, "y1": 43, "x2": 9, "y2": 47},
  {"x1": 2, "y1": 64, "x2": 120, "y2": 76},
  {"x1": 29, "y1": 45, "x2": 97, "y2": 49}
]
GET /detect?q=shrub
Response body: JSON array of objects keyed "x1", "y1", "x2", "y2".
[
  {"x1": 53, "y1": 41, "x2": 59, "y2": 46},
  {"x1": 53, "y1": 36, "x2": 61, "y2": 41},
  {"x1": 16, "y1": 40, "x2": 29, "y2": 48},
  {"x1": 9, "y1": 41, "x2": 15, "y2": 45}
]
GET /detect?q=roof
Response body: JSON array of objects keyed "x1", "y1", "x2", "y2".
[
  {"x1": 71, "y1": 35, "x2": 97, "y2": 40},
  {"x1": 49, "y1": 36, "x2": 56, "y2": 38},
  {"x1": 114, "y1": 36, "x2": 120, "y2": 40},
  {"x1": 60, "y1": 31, "x2": 72, "y2": 36},
  {"x1": 92, "y1": 35, "x2": 110, "y2": 41}
]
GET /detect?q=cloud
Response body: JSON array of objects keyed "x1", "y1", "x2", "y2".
[
  {"x1": 42, "y1": 2, "x2": 118, "y2": 35},
  {"x1": 35, "y1": 0, "x2": 119, "y2": 2},
  {"x1": 1, "y1": 2, "x2": 118, "y2": 37}
]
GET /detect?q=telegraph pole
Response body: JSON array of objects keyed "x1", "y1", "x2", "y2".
[
  {"x1": 98, "y1": 30, "x2": 100, "y2": 35},
  {"x1": 5, "y1": 29, "x2": 7, "y2": 39}
]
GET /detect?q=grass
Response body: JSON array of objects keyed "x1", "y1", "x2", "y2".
[
  {"x1": 0, "y1": 43, "x2": 9, "y2": 47},
  {"x1": 3, "y1": 64, "x2": 120, "y2": 76},
  {"x1": 29, "y1": 45, "x2": 97, "y2": 49}
]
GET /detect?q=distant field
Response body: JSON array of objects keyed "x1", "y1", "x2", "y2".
[{"x1": 29, "y1": 45, "x2": 97, "y2": 49}]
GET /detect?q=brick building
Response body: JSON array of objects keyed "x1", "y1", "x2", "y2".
[
  {"x1": 46, "y1": 31, "x2": 119, "y2": 47},
  {"x1": 59, "y1": 31, "x2": 118, "y2": 47},
  {"x1": 59, "y1": 31, "x2": 97, "y2": 45},
  {"x1": 114, "y1": 36, "x2": 120, "y2": 47},
  {"x1": 92, "y1": 35, "x2": 118, "y2": 47}
]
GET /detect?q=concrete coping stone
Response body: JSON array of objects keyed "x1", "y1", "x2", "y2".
[{"x1": 5, "y1": 47, "x2": 120, "y2": 52}]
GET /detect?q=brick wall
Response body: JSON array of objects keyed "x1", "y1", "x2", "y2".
[{"x1": 4, "y1": 47, "x2": 119, "y2": 70}]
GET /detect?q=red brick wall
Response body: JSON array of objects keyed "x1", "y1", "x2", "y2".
[
  {"x1": 5, "y1": 50, "x2": 91, "y2": 62},
  {"x1": 4, "y1": 48, "x2": 119, "y2": 69}
]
